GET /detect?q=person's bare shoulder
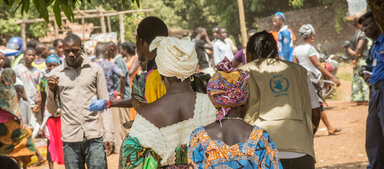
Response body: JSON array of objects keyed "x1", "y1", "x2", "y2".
[{"x1": 138, "y1": 95, "x2": 170, "y2": 117}]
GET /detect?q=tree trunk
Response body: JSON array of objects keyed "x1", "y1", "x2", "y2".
[{"x1": 367, "y1": 0, "x2": 384, "y2": 34}]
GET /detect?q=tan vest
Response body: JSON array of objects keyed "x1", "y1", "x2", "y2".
[{"x1": 240, "y1": 58, "x2": 315, "y2": 159}]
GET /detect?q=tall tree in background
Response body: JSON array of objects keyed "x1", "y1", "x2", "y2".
[{"x1": 367, "y1": 0, "x2": 384, "y2": 35}]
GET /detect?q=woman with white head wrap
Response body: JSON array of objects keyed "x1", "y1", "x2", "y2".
[
  {"x1": 150, "y1": 36, "x2": 198, "y2": 81},
  {"x1": 293, "y1": 24, "x2": 342, "y2": 135},
  {"x1": 119, "y1": 36, "x2": 216, "y2": 169}
]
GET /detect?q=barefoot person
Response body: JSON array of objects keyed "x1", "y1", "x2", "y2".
[
  {"x1": 188, "y1": 58, "x2": 282, "y2": 168},
  {"x1": 46, "y1": 34, "x2": 113, "y2": 169}
]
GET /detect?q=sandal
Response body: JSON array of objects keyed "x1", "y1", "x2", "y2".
[{"x1": 328, "y1": 128, "x2": 342, "y2": 135}]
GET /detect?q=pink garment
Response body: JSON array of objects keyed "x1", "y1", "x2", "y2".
[
  {"x1": 0, "y1": 108, "x2": 16, "y2": 123},
  {"x1": 46, "y1": 117, "x2": 64, "y2": 164}
]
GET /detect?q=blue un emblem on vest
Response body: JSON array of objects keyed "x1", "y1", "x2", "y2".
[{"x1": 269, "y1": 75, "x2": 290, "y2": 97}]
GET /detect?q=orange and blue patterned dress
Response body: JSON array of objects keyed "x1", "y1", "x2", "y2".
[{"x1": 187, "y1": 126, "x2": 282, "y2": 169}]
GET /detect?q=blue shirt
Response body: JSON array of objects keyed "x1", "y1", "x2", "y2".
[
  {"x1": 113, "y1": 55, "x2": 131, "y2": 99},
  {"x1": 96, "y1": 60, "x2": 122, "y2": 100},
  {"x1": 278, "y1": 25, "x2": 294, "y2": 62},
  {"x1": 370, "y1": 34, "x2": 384, "y2": 84}
]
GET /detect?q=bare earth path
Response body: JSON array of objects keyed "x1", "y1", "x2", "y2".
[{"x1": 31, "y1": 64, "x2": 369, "y2": 169}]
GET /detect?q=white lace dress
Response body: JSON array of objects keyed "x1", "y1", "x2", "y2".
[{"x1": 120, "y1": 93, "x2": 217, "y2": 168}]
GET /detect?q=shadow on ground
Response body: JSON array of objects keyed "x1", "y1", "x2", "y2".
[{"x1": 316, "y1": 161, "x2": 368, "y2": 169}]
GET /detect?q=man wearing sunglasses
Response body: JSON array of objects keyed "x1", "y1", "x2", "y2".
[{"x1": 46, "y1": 34, "x2": 113, "y2": 169}]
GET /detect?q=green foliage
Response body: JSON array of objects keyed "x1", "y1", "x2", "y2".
[
  {"x1": 0, "y1": 18, "x2": 21, "y2": 36},
  {"x1": 289, "y1": 0, "x2": 348, "y2": 33},
  {"x1": 0, "y1": 0, "x2": 348, "y2": 45},
  {"x1": 28, "y1": 22, "x2": 48, "y2": 38},
  {"x1": 290, "y1": 0, "x2": 305, "y2": 8},
  {"x1": 2, "y1": 0, "x2": 140, "y2": 27},
  {"x1": 322, "y1": 0, "x2": 348, "y2": 33}
]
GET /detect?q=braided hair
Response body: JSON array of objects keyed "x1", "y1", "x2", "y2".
[{"x1": 246, "y1": 31, "x2": 278, "y2": 62}]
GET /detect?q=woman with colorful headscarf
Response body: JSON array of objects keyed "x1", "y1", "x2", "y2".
[
  {"x1": 119, "y1": 36, "x2": 217, "y2": 169},
  {"x1": 0, "y1": 68, "x2": 45, "y2": 168},
  {"x1": 39, "y1": 54, "x2": 64, "y2": 169},
  {"x1": 187, "y1": 58, "x2": 282, "y2": 169}
]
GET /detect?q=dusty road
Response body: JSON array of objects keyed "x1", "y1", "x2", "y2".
[{"x1": 31, "y1": 64, "x2": 369, "y2": 169}]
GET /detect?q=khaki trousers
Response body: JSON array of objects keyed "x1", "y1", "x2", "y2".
[{"x1": 111, "y1": 107, "x2": 131, "y2": 153}]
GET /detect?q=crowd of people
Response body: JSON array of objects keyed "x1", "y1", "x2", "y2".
[{"x1": 0, "y1": 10, "x2": 383, "y2": 169}]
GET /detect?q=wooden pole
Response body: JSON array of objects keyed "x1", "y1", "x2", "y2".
[
  {"x1": 99, "y1": 8, "x2": 106, "y2": 33},
  {"x1": 16, "y1": 9, "x2": 155, "y2": 24},
  {"x1": 53, "y1": 19, "x2": 59, "y2": 37},
  {"x1": 119, "y1": 14, "x2": 125, "y2": 43},
  {"x1": 81, "y1": 18, "x2": 85, "y2": 40},
  {"x1": 237, "y1": 0, "x2": 247, "y2": 48},
  {"x1": 21, "y1": 22, "x2": 26, "y2": 48},
  {"x1": 107, "y1": 16, "x2": 112, "y2": 32}
]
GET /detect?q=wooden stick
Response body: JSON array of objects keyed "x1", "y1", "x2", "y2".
[
  {"x1": 237, "y1": 0, "x2": 247, "y2": 48},
  {"x1": 21, "y1": 23, "x2": 26, "y2": 47},
  {"x1": 107, "y1": 16, "x2": 112, "y2": 32},
  {"x1": 16, "y1": 9, "x2": 154, "y2": 24},
  {"x1": 99, "y1": 8, "x2": 106, "y2": 33},
  {"x1": 119, "y1": 14, "x2": 125, "y2": 43},
  {"x1": 82, "y1": 18, "x2": 85, "y2": 40}
]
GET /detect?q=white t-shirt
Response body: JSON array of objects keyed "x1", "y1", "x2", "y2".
[
  {"x1": 293, "y1": 44, "x2": 321, "y2": 77},
  {"x1": 213, "y1": 40, "x2": 234, "y2": 66}
]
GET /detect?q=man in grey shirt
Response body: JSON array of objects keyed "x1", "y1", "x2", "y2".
[
  {"x1": 47, "y1": 34, "x2": 113, "y2": 169},
  {"x1": 13, "y1": 48, "x2": 42, "y2": 111}
]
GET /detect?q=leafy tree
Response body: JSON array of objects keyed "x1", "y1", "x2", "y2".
[
  {"x1": 0, "y1": 1, "x2": 49, "y2": 40},
  {"x1": 1, "y1": 0, "x2": 349, "y2": 45},
  {"x1": 1, "y1": 0, "x2": 140, "y2": 27},
  {"x1": 367, "y1": 0, "x2": 384, "y2": 35}
]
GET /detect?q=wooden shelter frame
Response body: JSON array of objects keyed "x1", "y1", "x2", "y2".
[{"x1": 16, "y1": 8, "x2": 154, "y2": 45}]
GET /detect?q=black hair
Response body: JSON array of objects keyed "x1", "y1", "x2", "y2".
[
  {"x1": 358, "y1": 11, "x2": 373, "y2": 24},
  {"x1": 194, "y1": 27, "x2": 205, "y2": 37},
  {"x1": 246, "y1": 31, "x2": 278, "y2": 62},
  {"x1": 24, "y1": 47, "x2": 36, "y2": 55},
  {"x1": 137, "y1": 16, "x2": 168, "y2": 45},
  {"x1": 63, "y1": 34, "x2": 82, "y2": 47},
  {"x1": 105, "y1": 41, "x2": 117, "y2": 52},
  {"x1": 3, "y1": 57, "x2": 11, "y2": 68},
  {"x1": 48, "y1": 46, "x2": 58, "y2": 53},
  {"x1": 26, "y1": 39, "x2": 39, "y2": 49},
  {"x1": 121, "y1": 42, "x2": 136, "y2": 55},
  {"x1": 53, "y1": 39, "x2": 64, "y2": 47},
  {"x1": 35, "y1": 43, "x2": 47, "y2": 56},
  {"x1": 95, "y1": 42, "x2": 106, "y2": 59},
  {"x1": 218, "y1": 27, "x2": 226, "y2": 34}
]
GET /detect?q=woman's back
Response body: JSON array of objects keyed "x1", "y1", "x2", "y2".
[
  {"x1": 140, "y1": 91, "x2": 196, "y2": 128},
  {"x1": 204, "y1": 119, "x2": 253, "y2": 146},
  {"x1": 124, "y1": 92, "x2": 216, "y2": 167},
  {"x1": 188, "y1": 124, "x2": 281, "y2": 169}
]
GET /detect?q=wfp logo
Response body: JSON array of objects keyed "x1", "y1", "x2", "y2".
[{"x1": 269, "y1": 75, "x2": 289, "y2": 97}]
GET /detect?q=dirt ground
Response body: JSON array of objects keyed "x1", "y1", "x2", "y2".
[{"x1": 30, "y1": 64, "x2": 369, "y2": 169}]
